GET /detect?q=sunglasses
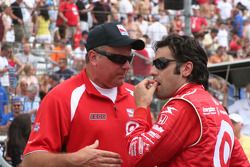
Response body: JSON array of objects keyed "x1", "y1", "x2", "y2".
[
  {"x1": 13, "y1": 104, "x2": 21, "y2": 107},
  {"x1": 93, "y1": 49, "x2": 134, "y2": 65},
  {"x1": 153, "y1": 57, "x2": 176, "y2": 70}
]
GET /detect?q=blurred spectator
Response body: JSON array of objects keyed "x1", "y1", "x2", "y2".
[
  {"x1": 73, "y1": 39, "x2": 87, "y2": 71},
  {"x1": 0, "y1": 43, "x2": 10, "y2": 92},
  {"x1": 124, "y1": 12, "x2": 142, "y2": 39},
  {"x1": 1, "y1": 4, "x2": 15, "y2": 43},
  {"x1": 229, "y1": 113, "x2": 250, "y2": 160},
  {"x1": 209, "y1": 46, "x2": 234, "y2": 64},
  {"x1": 146, "y1": 14, "x2": 167, "y2": 45},
  {"x1": 7, "y1": 113, "x2": 31, "y2": 167},
  {"x1": 202, "y1": 28, "x2": 219, "y2": 56},
  {"x1": 206, "y1": 2, "x2": 218, "y2": 28},
  {"x1": 208, "y1": 75, "x2": 228, "y2": 106},
  {"x1": 34, "y1": 5, "x2": 51, "y2": 46},
  {"x1": 50, "y1": 41, "x2": 67, "y2": 63},
  {"x1": 48, "y1": 4, "x2": 58, "y2": 42},
  {"x1": 55, "y1": 0, "x2": 67, "y2": 41},
  {"x1": 217, "y1": 0, "x2": 232, "y2": 22},
  {"x1": 141, "y1": 34, "x2": 154, "y2": 60},
  {"x1": 38, "y1": 74, "x2": 50, "y2": 100},
  {"x1": 0, "y1": 96, "x2": 23, "y2": 132},
  {"x1": 0, "y1": 5, "x2": 4, "y2": 42},
  {"x1": 16, "y1": 43, "x2": 39, "y2": 67},
  {"x1": 229, "y1": 83, "x2": 250, "y2": 136},
  {"x1": 92, "y1": 0, "x2": 111, "y2": 26},
  {"x1": 20, "y1": 64, "x2": 39, "y2": 90},
  {"x1": 16, "y1": 78, "x2": 28, "y2": 100},
  {"x1": 170, "y1": 13, "x2": 184, "y2": 35},
  {"x1": 150, "y1": 0, "x2": 159, "y2": 15},
  {"x1": 47, "y1": 73, "x2": 59, "y2": 91},
  {"x1": 119, "y1": 0, "x2": 133, "y2": 20},
  {"x1": 21, "y1": 0, "x2": 34, "y2": 41},
  {"x1": 23, "y1": 83, "x2": 40, "y2": 122},
  {"x1": 76, "y1": 0, "x2": 92, "y2": 32},
  {"x1": 6, "y1": 47, "x2": 24, "y2": 94},
  {"x1": 73, "y1": 26, "x2": 82, "y2": 49},
  {"x1": 243, "y1": 18, "x2": 250, "y2": 41},
  {"x1": 0, "y1": 82, "x2": 8, "y2": 119},
  {"x1": 136, "y1": 14, "x2": 149, "y2": 35},
  {"x1": 54, "y1": 58, "x2": 74, "y2": 82},
  {"x1": 134, "y1": 0, "x2": 151, "y2": 17},
  {"x1": 110, "y1": 0, "x2": 119, "y2": 22},
  {"x1": 229, "y1": 32, "x2": 242, "y2": 53},
  {"x1": 191, "y1": 5, "x2": 208, "y2": 37},
  {"x1": 81, "y1": 30, "x2": 88, "y2": 42},
  {"x1": 232, "y1": 8, "x2": 244, "y2": 38},
  {"x1": 64, "y1": 0, "x2": 80, "y2": 45},
  {"x1": 217, "y1": 22, "x2": 229, "y2": 48},
  {"x1": 11, "y1": 0, "x2": 24, "y2": 43}
]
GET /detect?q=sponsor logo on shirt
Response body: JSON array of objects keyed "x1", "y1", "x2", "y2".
[
  {"x1": 147, "y1": 130, "x2": 161, "y2": 139},
  {"x1": 33, "y1": 122, "x2": 40, "y2": 132},
  {"x1": 162, "y1": 106, "x2": 177, "y2": 115},
  {"x1": 89, "y1": 113, "x2": 107, "y2": 120},
  {"x1": 203, "y1": 107, "x2": 216, "y2": 115},
  {"x1": 152, "y1": 124, "x2": 165, "y2": 133},
  {"x1": 126, "y1": 121, "x2": 139, "y2": 135},
  {"x1": 158, "y1": 114, "x2": 168, "y2": 125},
  {"x1": 126, "y1": 108, "x2": 134, "y2": 117}
]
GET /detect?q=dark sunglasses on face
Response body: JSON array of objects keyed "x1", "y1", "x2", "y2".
[
  {"x1": 153, "y1": 57, "x2": 176, "y2": 70},
  {"x1": 93, "y1": 49, "x2": 134, "y2": 65},
  {"x1": 13, "y1": 104, "x2": 21, "y2": 107}
]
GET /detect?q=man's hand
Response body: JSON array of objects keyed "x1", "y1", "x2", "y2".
[
  {"x1": 69, "y1": 140, "x2": 122, "y2": 167},
  {"x1": 134, "y1": 79, "x2": 158, "y2": 108}
]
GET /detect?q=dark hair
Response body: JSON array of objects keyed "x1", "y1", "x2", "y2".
[
  {"x1": 39, "y1": 5, "x2": 50, "y2": 21},
  {"x1": 154, "y1": 34, "x2": 209, "y2": 89},
  {"x1": 7, "y1": 114, "x2": 31, "y2": 166},
  {"x1": 1, "y1": 42, "x2": 11, "y2": 51}
]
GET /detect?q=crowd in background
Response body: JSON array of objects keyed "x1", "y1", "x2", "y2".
[{"x1": 1, "y1": 0, "x2": 250, "y2": 165}]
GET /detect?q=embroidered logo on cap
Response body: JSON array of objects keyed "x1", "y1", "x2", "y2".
[
  {"x1": 89, "y1": 113, "x2": 107, "y2": 120},
  {"x1": 117, "y1": 25, "x2": 129, "y2": 36}
]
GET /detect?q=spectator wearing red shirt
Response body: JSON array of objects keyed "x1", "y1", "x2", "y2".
[
  {"x1": 64, "y1": 0, "x2": 80, "y2": 45},
  {"x1": 230, "y1": 32, "x2": 242, "y2": 53},
  {"x1": 191, "y1": 5, "x2": 208, "y2": 37},
  {"x1": 56, "y1": 0, "x2": 67, "y2": 40}
]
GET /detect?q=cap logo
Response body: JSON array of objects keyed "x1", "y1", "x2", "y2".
[{"x1": 116, "y1": 25, "x2": 129, "y2": 36}]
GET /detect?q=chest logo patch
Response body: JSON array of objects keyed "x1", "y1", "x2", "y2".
[{"x1": 89, "y1": 113, "x2": 107, "y2": 120}]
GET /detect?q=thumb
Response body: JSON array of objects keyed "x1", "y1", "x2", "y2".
[
  {"x1": 87, "y1": 140, "x2": 99, "y2": 149},
  {"x1": 148, "y1": 82, "x2": 158, "y2": 94}
]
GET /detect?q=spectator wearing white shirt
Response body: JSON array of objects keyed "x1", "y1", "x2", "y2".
[
  {"x1": 119, "y1": 0, "x2": 133, "y2": 20},
  {"x1": 229, "y1": 83, "x2": 250, "y2": 136},
  {"x1": 217, "y1": 0, "x2": 233, "y2": 22},
  {"x1": 217, "y1": 22, "x2": 229, "y2": 49},
  {"x1": 0, "y1": 43, "x2": 10, "y2": 90},
  {"x1": 73, "y1": 39, "x2": 87, "y2": 71},
  {"x1": 146, "y1": 14, "x2": 167, "y2": 45},
  {"x1": 16, "y1": 43, "x2": 39, "y2": 68}
]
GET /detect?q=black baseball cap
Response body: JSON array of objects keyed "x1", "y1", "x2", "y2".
[{"x1": 86, "y1": 22, "x2": 145, "y2": 51}]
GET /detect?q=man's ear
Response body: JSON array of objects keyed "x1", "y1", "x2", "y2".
[
  {"x1": 88, "y1": 50, "x2": 98, "y2": 65},
  {"x1": 182, "y1": 61, "x2": 193, "y2": 77}
]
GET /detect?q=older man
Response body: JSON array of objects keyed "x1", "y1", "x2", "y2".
[{"x1": 23, "y1": 22, "x2": 145, "y2": 167}]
